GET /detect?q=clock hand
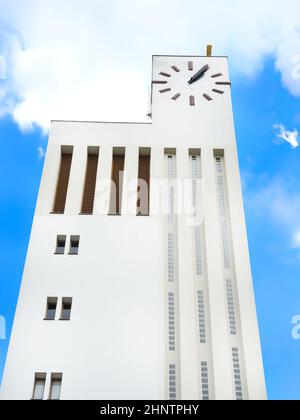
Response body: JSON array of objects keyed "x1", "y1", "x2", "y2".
[{"x1": 188, "y1": 64, "x2": 210, "y2": 85}]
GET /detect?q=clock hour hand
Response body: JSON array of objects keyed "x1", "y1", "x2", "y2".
[{"x1": 188, "y1": 64, "x2": 209, "y2": 85}]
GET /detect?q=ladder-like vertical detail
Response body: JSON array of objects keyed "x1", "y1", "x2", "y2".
[
  {"x1": 200, "y1": 361, "x2": 210, "y2": 400},
  {"x1": 190, "y1": 153, "x2": 215, "y2": 400},
  {"x1": 165, "y1": 152, "x2": 181, "y2": 400},
  {"x1": 168, "y1": 364, "x2": 177, "y2": 400},
  {"x1": 215, "y1": 155, "x2": 248, "y2": 400},
  {"x1": 232, "y1": 348, "x2": 243, "y2": 400}
]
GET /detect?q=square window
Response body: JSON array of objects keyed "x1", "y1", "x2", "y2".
[
  {"x1": 45, "y1": 298, "x2": 58, "y2": 321},
  {"x1": 69, "y1": 236, "x2": 80, "y2": 255},
  {"x1": 60, "y1": 298, "x2": 72, "y2": 321}
]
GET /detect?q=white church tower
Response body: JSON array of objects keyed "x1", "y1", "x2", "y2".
[{"x1": 0, "y1": 46, "x2": 266, "y2": 400}]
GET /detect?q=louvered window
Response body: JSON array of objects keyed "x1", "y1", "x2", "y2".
[
  {"x1": 217, "y1": 175, "x2": 226, "y2": 217},
  {"x1": 168, "y1": 234, "x2": 175, "y2": 282},
  {"x1": 226, "y1": 279, "x2": 237, "y2": 335},
  {"x1": 221, "y1": 220, "x2": 231, "y2": 268},
  {"x1": 232, "y1": 348, "x2": 243, "y2": 400},
  {"x1": 81, "y1": 148, "x2": 99, "y2": 215},
  {"x1": 137, "y1": 149, "x2": 151, "y2": 216},
  {"x1": 194, "y1": 226, "x2": 203, "y2": 276},
  {"x1": 216, "y1": 157, "x2": 222, "y2": 173},
  {"x1": 168, "y1": 364, "x2": 177, "y2": 400},
  {"x1": 200, "y1": 362, "x2": 210, "y2": 400},
  {"x1": 197, "y1": 291, "x2": 207, "y2": 344},
  {"x1": 53, "y1": 149, "x2": 73, "y2": 214},
  {"x1": 167, "y1": 155, "x2": 175, "y2": 224},
  {"x1": 109, "y1": 148, "x2": 125, "y2": 216},
  {"x1": 168, "y1": 293, "x2": 176, "y2": 351}
]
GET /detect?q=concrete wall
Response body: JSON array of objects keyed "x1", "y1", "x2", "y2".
[{"x1": 0, "y1": 55, "x2": 266, "y2": 400}]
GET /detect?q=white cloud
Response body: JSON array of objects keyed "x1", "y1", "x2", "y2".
[
  {"x1": 292, "y1": 230, "x2": 300, "y2": 248},
  {"x1": 246, "y1": 177, "x2": 300, "y2": 251},
  {"x1": 0, "y1": 0, "x2": 300, "y2": 133},
  {"x1": 37, "y1": 146, "x2": 45, "y2": 159},
  {"x1": 276, "y1": 37, "x2": 300, "y2": 97},
  {"x1": 273, "y1": 124, "x2": 299, "y2": 149}
]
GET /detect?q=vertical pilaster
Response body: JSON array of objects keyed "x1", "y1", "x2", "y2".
[
  {"x1": 201, "y1": 146, "x2": 233, "y2": 400},
  {"x1": 150, "y1": 146, "x2": 164, "y2": 217},
  {"x1": 177, "y1": 147, "x2": 199, "y2": 400},
  {"x1": 64, "y1": 144, "x2": 87, "y2": 215},
  {"x1": 94, "y1": 145, "x2": 112, "y2": 216},
  {"x1": 224, "y1": 147, "x2": 267, "y2": 400},
  {"x1": 121, "y1": 146, "x2": 139, "y2": 216}
]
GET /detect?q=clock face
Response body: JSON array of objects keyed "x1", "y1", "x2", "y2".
[{"x1": 152, "y1": 60, "x2": 231, "y2": 106}]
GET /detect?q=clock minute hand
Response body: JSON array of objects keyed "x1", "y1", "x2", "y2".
[{"x1": 188, "y1": 64, "x2": 210, "y2": 85}]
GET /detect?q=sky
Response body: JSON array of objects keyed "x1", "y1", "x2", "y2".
[{"x1": 0, "y1": 0, "x2": 300, "y2": 400}]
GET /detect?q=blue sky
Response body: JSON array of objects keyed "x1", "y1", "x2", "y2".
[{"x1": 0, "y1": 0, "x2": 300, "y2": 400}]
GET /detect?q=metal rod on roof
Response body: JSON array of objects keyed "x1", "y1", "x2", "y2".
[{"x1": 206, "y1": 45, "x2": 213, "y2": 57}]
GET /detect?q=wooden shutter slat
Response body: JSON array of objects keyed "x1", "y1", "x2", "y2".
[
  {"x1": 109, "y1": 154, "x2": 125, "y2": 215},
  {"x1": 81, "y1": 153, "x2": 99, "y2": 214},
  {"x1": 137, "y1": 154, "x2": 151, "y2": 216},
  {"x1": 53, "y1": 153, "x2": 73, "y2": 214}
]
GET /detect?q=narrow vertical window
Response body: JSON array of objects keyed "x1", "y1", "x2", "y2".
[
  {"x1": 200, "y1": 362, "x2": 210, "y2": 400},
  {"x1": 137, "y1": 148, "x2": 151, "y2": 216},
  {"x1": 49, "y1": 373, "x2": 63, "y2": 400},
  {"x1": 81, "y1": 147, "x2": 99, "y2": 215},
  {"x1": 168, "y1": 292, "x2": 176, "y2": 351},
  {"x1": 232, "y1": 348, "x2": 243, "y2": 400},
  {"x1": 60, "y1": 298, "x2": 72, "y2": 321},
  {"x1": 55, "y1": 235, "x2": 66, "y2": 255},
  {"x1": 168, "y1": 364, "x2": 177, "y2": 400},
  {"x1": 52, "y1": 147, "x2": 73, "y2": 214},
  {"x1": 109, "y1": 148, "x2": 125, "y2": 215},
  {"x1": 69, "y1": 236, "x2": 80, "y2": 255},
  {"x1": 167, "y1": 233, "x2": 175, "y2": 282},
  {"x1": 197, "y1": 291, "x2": 207, "y2": 344},
  {"x1": 226, "y1": 279, "x2": 237, "y2": 335},
  {"x1": 32, "y1": 373, "x2": 46, "y2": 400},
  {"x1": 45, "y1": 298, "x2": 58, "y2": 321}
]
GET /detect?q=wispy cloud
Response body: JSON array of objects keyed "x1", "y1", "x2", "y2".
[
  {"x1": 273, "y1": 124, "x2": 299, "y2": 149},
  {"x1": 292, "y1": 230, "x2": 300, "y2": 248},
  {"x1": 37, "y1": 146, "x2": 45, "y2": 159},
  {"x1": 0, "y1": 0, "x2": 300, "y2": 133}
]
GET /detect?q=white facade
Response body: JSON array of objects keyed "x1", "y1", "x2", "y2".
[{"x1": 0, "y1": 53, "x2": 266, "y2": 400}]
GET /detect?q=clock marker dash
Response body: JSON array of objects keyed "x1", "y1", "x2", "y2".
[
  {"x1": 188, "y1": 61, "x2": 194, "y2": 71},
  {"x1": 159, "y1": 72, "x2": 171, "y2": 78},
  {"x1": 203, "y1": 93, "x2": 213, "y2": 101},
  {"x1": 172, "y1": 93, "x2": 181, "y2": 101},
  {"x1": 189, "y1": 95, "x2": 195, "y2": 106},
  {"x1": 159, "y1": 88, "x2": 171, "y2": 94},
  {"x1": 215, "y1": 81, "x2": 231, "y2": 86},
  {"x1": 212, "y1": 89, "x2": 224, "y2": 95},
  {"x1": 171, "y1": 65, "x2": 180, "y2": 72},
  {"x1": 152, "y1": 80, "x2": 168, "y2": 84},
  {"x1": 211, "y1": 73, "x2": 223, "y2": 78}
]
